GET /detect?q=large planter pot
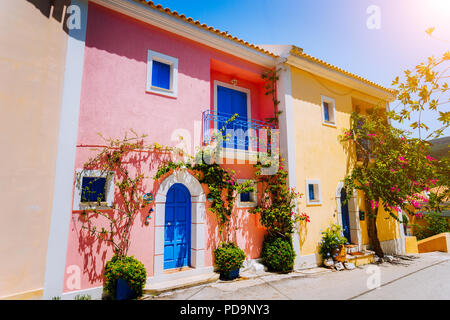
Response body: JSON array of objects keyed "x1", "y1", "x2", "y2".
[
  {"x1": 116, "y1": 278, "x2": 137, "y2": 300},
  {"x1": 219, "y1": 269, "x2": 240, "y2": 281},
  {"x1": 333, "y1": 245, "x2": 347, "y2": 263}
]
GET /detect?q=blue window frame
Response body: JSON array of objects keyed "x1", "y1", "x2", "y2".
[
  {"x1": 240, "y1": 192, "x2": 251, "y2": 202},
  {"x1": 323, "y1": 102, "x2": 330, "y2": 122},
  {"x1": 308, "y1": 184, "x2": 315, "y2": 201},
  {"x1": 152, "y1": 60, "x2": 171, "y2": 90}
]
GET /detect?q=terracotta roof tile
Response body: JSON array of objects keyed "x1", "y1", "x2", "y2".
[{"x1": 132, "y1": 1, "x2": 396, "y2": 96}]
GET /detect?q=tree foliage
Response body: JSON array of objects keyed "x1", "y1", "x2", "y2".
[
  {"x1": 340, "y1": 109, "x2": 444, "y2": 256},
  {"x1": 389, "y1": 28, "x2": 449, "y2": 140}
]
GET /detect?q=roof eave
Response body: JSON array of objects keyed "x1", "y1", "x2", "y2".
[{"x1": 285, "y1": 52, "x2": 397, "y2": 102}]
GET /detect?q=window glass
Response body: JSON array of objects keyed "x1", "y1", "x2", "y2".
[{"x1": 81, "y1": 177, "x2": 106, "y2": 202}]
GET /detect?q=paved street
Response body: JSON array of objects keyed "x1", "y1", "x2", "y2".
[{"x1": 146, "y1": 252, "x2": 450, "y2": 300}]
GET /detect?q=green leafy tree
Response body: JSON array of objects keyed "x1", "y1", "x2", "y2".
[{"x1": 389, "y1": 28, "x2": 449, "y2": 140}]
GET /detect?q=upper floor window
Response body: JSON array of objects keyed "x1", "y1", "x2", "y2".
[
  {"x1": 147, "y1": 49, "x2": 178, "y2": 98},
  {"x1": 306, "y1": 179, "x2": 322, "y2": 205},
  {"x1": 321, "y1": 95, "x2": 336, "y2": 126}
]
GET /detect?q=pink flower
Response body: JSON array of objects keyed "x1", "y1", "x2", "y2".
[
  {"x1": 398, "y1": 156, "x2": 407, "y2": 163},
  {"x1": 415, "y1": 212, "x2": 425, "y2": 219},
  {"x1": 426, "y1": 155, "x2": 436, "y2": 162},
  {"x1": 368, "y1": 133, "x2": 376, "y2": 137},
  {"x1": 370, "y1": 200, "x2": 379, "y2": 209}
]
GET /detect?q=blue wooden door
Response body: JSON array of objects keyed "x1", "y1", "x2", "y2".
[
  {"x1": 340, "y1": 188, "x2": 351, "y2": 242},
  {"x1": 164, "y1": 183, "x2": 191, "y2": 270},
  {"x1": 217, "y1": 85, "x2": 248, "y2": 150}
]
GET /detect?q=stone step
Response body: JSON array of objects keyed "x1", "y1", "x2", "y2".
[
  {"x1": 346, "y1": 251, "x2": 375, "y2": 267},
  {"x1": 345, "y1": 244, "x2": 360, "y2": 254},
  {"x1": 144, "y1": 272, "x2": 219, "y2": 295}
]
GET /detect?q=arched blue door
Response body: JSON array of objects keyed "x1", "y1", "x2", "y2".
[
  {"x1": 340, "y1": 188, "x2": 351, "y2": 242},
  {"x1": 164, "y1": 183, "x2": 191, "y2": 270}
]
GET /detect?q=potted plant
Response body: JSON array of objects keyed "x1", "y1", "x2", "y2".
[
  {"x1": 318, "y1": 224, "x2": 348, "y2": 264},
  {"x1": 214, "y1": 242, "x2": 246, "y2": 280},
  {"x1": 261, "y1": 235, "x2": 296, "y2": 273},
  {"x1": 103, "y1": 255, "x2": 147, "y2": 300}
]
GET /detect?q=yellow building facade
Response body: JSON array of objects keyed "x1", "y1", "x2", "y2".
[{"x1": 267, "y1": 45, "x2": 404, "y2": 268}]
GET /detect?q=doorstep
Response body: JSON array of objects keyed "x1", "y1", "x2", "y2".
[
  {"x1": 143, "y1": 272, "x2": 219, "y2": 295},
  {"x1": 345, "y1": 250, "x2": 375, "y2": 267}
]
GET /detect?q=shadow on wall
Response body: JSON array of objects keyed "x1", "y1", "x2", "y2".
[{"x1": 26, "y1": 0, "x2": 71, "y2": 34}]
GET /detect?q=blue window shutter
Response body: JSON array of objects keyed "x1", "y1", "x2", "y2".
[
  {"x1": 152, "y1": 60, "x2": 171, "y2": 90},
  {"x1": 323, "y1": 102, "x2": 330, "y2": 121},
  {"x1": 81, "y1": 177, "x2": 106, "y2": 202},
  {"x1": 240, "y1": 192, "x2": 251, "y2": 202},
  {"x1": 217, "y1": 86, "x2": 248, "y2": 150},
  {"x1": 308, "y1": 184, "x2": 315, "y2": 201}
]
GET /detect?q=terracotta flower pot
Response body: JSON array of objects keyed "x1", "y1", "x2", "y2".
[{"x1": 333, "y1": 245, "x2": 347, "y2": 262}]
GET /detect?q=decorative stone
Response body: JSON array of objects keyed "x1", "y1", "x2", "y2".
[
  {"x1": 344, "y1": 262, "x2": 356, "y2": 270},
  {"x1": 334, "y1": 262, "x2": 344, "y2": 271},
  {"x1": 143, "y1": 192, "x2": 154, "y2": 204},
  {"x1": 250, "y1": 262, "x2": 267, "y2": 274}
]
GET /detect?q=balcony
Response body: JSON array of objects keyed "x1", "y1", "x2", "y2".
[{"x1": 201, "y1": 110, "x2": 277, "y2": 155}]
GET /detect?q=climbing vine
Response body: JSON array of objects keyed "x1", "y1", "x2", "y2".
[{"x1": 153, "y1": 114, "x2": 255, "y2": 242}]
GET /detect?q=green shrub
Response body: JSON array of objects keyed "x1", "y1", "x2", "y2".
[
  {"x1": 261, "y1": 236, "x2": 295, "y2": 272},
  {"x1": 214, "y1": 242, "x2": 246, "y2": 272},
  {"x1": 413, "y1": 212, "x2": 450, "y2": 240},
  {"x1": 74, "y1": 294, "x2": 91, "y2": 300},
  {"x1": 104, "y1": 255, "x2": 147, "y2": 299},
  {"x1": 318, "y1": 224, "x2": 347, "y2": 260}
]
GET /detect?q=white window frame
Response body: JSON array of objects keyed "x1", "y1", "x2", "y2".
[
  {"x1": 321, "y1": 95, "x2": 336, "y2": 126},
  {"x1": 236, "y1": 179, "x2": 257, "y2": 208},
  {"x1": 306, "y1": 179, "x2": 322, "y2": 205},
  {"x1": 73, "y1": 169, "x2": 115, "y2": 210},
  {"x1": 146, "y1": 49, "x2": 178, "y2": 98}
]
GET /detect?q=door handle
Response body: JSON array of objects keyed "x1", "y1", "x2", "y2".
[{"x1": 167, "y1": 222, "x2": 171, "y2": 226}]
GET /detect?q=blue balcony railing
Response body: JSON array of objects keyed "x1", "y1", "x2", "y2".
[{"x1": 202, "y1": 110, "x2": 277, "y2": 152}]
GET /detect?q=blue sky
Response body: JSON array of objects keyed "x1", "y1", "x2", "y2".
[{"x1": 156, "y1": 0, "x2": 450, "y2": 137}]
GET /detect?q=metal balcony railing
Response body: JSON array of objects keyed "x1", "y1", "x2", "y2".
[{"x1": 202, "y1": 110, "x2": 277, "y2": 152}]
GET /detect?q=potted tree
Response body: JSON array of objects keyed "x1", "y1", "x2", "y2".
[
  {"x1": 318, "y1": 224, "x2": 348, "y2": 264},
  {"x1": 214, "y1": 242, "x2": 246, "y2": 280},
  {"x1": 103, "y1": 255, "x2": 147, "y2": 300}
]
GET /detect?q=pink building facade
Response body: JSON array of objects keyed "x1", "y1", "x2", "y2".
[{"x1": 62, "y1": 1, "x2": 278, "y2": 295}]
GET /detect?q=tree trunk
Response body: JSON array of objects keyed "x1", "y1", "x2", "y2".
[{"x1": 365, "y1": 199, "x2": 384, "y2": 258}]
